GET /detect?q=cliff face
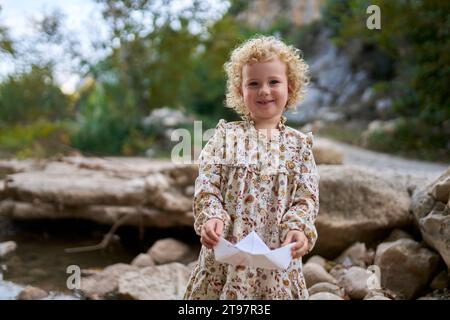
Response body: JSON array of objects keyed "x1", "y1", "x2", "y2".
[{"x1": 235, "y1": 0, "x2": 324, "y2": 30}]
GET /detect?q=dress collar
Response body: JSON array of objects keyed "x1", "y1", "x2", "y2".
[{"x1": 243, "y1": 114, "x2": 286, "y2": 131}]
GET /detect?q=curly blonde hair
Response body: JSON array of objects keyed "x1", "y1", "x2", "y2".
[{"x1": 224, "y1": 35, "x2": 309, "y2": 120}]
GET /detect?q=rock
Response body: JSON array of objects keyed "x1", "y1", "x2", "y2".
[
  {"x1": 17, "y1": 286, "x2": 48, "y2": 300},
  {"x1": 117, "y1": 263, "x2": 191, "y2": 299},
  {"x1": 329, "y1": 264, "x2": 348, "y2": 283},
  {"x1": 0, "y1": 159, "x2": 40, "y2": 177},
  {"x1": 0, "y1": 180, "x2": 5, "y2": 198},
  {"x1": 80, "y1": 263, "x2": 139, "y2": 299},
  {"x1": 308, "y1": 282, "x2": 344, "y2": 297},
  {"x1": 374, "y1": 238, "x2": 440, "y2": 299},
  {"x1": 306, "y1": 255, "x2": 327, "y2": 268},
  {"x1": 313, "y1": 138, "x2": 343, "y2": 165},
  {"x1": 148, "y1": 238, "x2": 194, "y2": 265},
  {"x1": 430, "y1": 270, "x2": 450, "y2": 290},
  {"x1": 417, "y1": 296, "x2": 440, "y2": 300},
  {"x1": 384, "y1": 229, "x2": 414, "y2": 242},
  {"x1": 1, "y1": 158, "x2": 197, "y2": 229},
  {"x1": 363, "y1": 289, "x2": 387, "y2": 300},
  {"x1": 131, "y1": 254, "x2": 155, "y2": 268},
  {"x1": 340, "y1": 266, "x2": 380, "y2": 300},
  {"x1": 303, "y1": 262, "x2": 337, "y2": 288},
  {"x1": 411, "y1": 167, "x2": 450, "y2": 268},
  {"x1": 187, "y1": 261, "x2": 197, "y2": 271},
  {"x1": 29, "y1": 268, "x2": 47, "y2": 278},
  {"x1": 0, "y1": 241, "x2": 17, "y2": 258},
  {"x1": 184, "y1": 185, "x2": 195, "y2": 197},
  {"x1": 308, "y1": 292, "x2": 344, "y2": 300},
  {"x1": 313, "y1": 165, "x2": 412, "y2": 258},
  {"x1": 365, "y1": 295, "x2": 391, "y2": 300},
  {"x1": 335, "y1": 242, "x2": 373, "y2": 268},
  {"x1": 0, "y1": 200, "x2": 194, "y2": 229},
  {"x1": 144, "y1": 173, "x2": 193, "y2": 212}
]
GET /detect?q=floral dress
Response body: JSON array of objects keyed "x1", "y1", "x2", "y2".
[{"x1": 183, "y1": 116, "x2": 320, "y2": 300}]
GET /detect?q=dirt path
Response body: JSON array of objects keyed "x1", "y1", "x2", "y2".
[{"x1": 319, "y1": 136, "x2": 449, "y2": 184}]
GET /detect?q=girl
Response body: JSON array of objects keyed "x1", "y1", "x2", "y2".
[{"x1": 184, "y1": 35, "x2": 319, "y2": 300}]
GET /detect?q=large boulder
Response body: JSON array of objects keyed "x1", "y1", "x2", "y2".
[
  {"x1": 0, "y1": 158, "x2": 197, "y2": 229},
  {"x1": 117, "y1": 263, "x2": 191, "y2": 299},
  {"x1": 339, "y1": 266, "x2": 380, "y2": 300},
  {"x1": 131, "y1": 253, "x2": 155, "y2": 268},
  {"x1": 147, "y1": 238, "x2": 197, "y2": 265},
  {"x1": 314, "y1": 165, "x2": 412, "y2": 258},
  {"x1": 80, "y1": 263, "x2": 139, "y2": 299},
  {"x1": 308, "y1": 282, "x2": 345, "y2": 298},
  {"x1": 411, "y1": 167, "x2": 450, "y2": 268},
  {"x1": 17, "y1": 286, "x2": 48, "y2": 300},
  {"x1": 312, "y1": 138, "x2": 344, "y2": 165},
  {"x1": 0, "y1": 200, "x2": 194, "y2": 228},
  {"x1": 308, "y1": 292, "x2": 344, "y2": 300},
  {"x1": 374, "y1": 238, "x2": 440, "y2": 299},
  {"x1": 303, "y1": 262, "x2": 337, "y2": 288},
  {"x1": 0, "y1": 240, "x2": 17, "y2": 258},
  {"x1": 334, "y1": 242, "x2": 374, "y2": 268}
]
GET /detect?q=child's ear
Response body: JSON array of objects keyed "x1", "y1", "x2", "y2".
[
  {"x1": 237, "y1": 85, "x2": 243, "y2": 97},
  {"x1": 288, "y1": 84, "x2": 293, "y2": 94}
]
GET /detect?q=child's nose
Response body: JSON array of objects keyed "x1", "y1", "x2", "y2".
[{"x1": 259, "y1": 84, "x2": 270, "y2": 95}]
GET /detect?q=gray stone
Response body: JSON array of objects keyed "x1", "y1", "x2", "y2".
[
  {"x1": 340, "y1": 266, "x2": 380, "y2": 300},
  {"x1": 384, "y1": 229, "x2": 413, "y2": 242},
  {"x1": 411, "y1": 167, "x2": 450, "y2": 269},
  {"x1": 17, "y1": 286, "x2": 48, "y2": 300},
  {"x1": 335, "y1": 242, "x2": 373, "y2": 268},
  {"x1": 308, "y1": 282, "x2": 344, "y2": 297},
  {"x1": 306, "y1": 255, "x2": 327, "y2": 268},
  {"x1": 309, "y1": 292, "x2": 344, "y2": 300},
  {"x1": 131, "y1": 254, "x2": 155, "y2": 268},
  {"x1": 430, "y1": 270, "x2": 450, "y2": 290},
  {"x1": 0, "y1": 241, "x2": 17, "y2": 258},
  {"x1": 80, "y1": 263, "x2": 139, "y2": 299},
  {"x1": 303, "y1": 262, "x2": 337, "y2": 288},
  {"x1": 313, "y1": 165, "x2": 411, "y2": 258},
  {"x1": 117, "y1": 263, "x2": 191, "y2": 299},
  {"x1": 148, "y1": 238, "x2": 194, "y2": 265},
  {"x1": 374, "y1": 238, "x2": 440, "y2": 299}
]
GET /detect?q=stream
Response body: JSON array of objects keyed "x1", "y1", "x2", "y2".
[{"x1": 0, "y1": 216, "x2": 197, "y2": 299}]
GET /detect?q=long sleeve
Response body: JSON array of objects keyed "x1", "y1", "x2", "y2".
[
  {"x1": 193, "y1": 119, "x2": 230, "y2": 236},
  {"x1": 279, "y1": 132, "x2": 320, "y2": 252}
]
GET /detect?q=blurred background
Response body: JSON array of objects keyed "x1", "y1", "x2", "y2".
[
  {"x1": 0, "y1": 0, "x2": 449, "y2": 301},
  {"x1": 0, "y1": 0, "x2": 448, "y2": 160}
]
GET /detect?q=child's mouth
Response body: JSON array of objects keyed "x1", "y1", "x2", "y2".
[{"x1": 257, "y1": 100, "x2": 275, "y2": 105}]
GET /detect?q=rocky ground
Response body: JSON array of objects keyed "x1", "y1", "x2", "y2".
[{"x1": 0, "y1": 137, "x2": 448, "y2": 300}]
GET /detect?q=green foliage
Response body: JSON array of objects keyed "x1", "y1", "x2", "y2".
[
  {"x1": 71, "y1": 81, "x2": 141, "y2": 155},
  {"x1": 183, "y1": 14, "x2": 242, "y2": 122},
  {"x1": 0, "y1": 65, "x2": 71, "y2": 125},
  {"x1": 0, "y1": 119, "x2": 73, "y2": 159},
  {"x1": 363, "y1": 117, "x2": 450, "y2": 161},
  {"x1": 321, "y1": 0, "x2": 450, "y2": 156}
]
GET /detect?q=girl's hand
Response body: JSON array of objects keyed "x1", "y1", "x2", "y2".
[
  {"x1": 282, "y1": 230, "x2": 309, "y2": 259},
  {"x1": 201, "y1": 218, "x2": 224, "y2": 249}
]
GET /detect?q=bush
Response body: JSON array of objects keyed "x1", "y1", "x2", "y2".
[{"x1": 0, "y1": 119, "x2": 74, "y2": 159}]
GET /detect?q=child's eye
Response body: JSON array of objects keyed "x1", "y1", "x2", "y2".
[
  {"x1": 270, "y1": 80, "x2": 280, "y2": 85},
  {"x1": 248, "y1": 82, "x2": 258, "y2": 86}
]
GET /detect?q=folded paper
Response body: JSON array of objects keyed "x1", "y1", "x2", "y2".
[{"x1": 214, "y1": 231, "x2": 295, "y2": 270}]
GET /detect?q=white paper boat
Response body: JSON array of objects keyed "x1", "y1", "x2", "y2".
[{"x1": 214, "y1": 231, "x2": 295, "y2": 270}]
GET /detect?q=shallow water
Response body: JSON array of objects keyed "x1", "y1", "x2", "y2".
[{"x1": 0, "y1": 216, "x2": 198, "y2": 299}]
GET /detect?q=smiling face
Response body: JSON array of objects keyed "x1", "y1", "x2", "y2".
[{"x1": 241, "y1": 58, "x2": 291, "y2": 128}]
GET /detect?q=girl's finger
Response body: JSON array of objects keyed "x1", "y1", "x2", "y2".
[
  {"x1": 201, "y1": 237, "x2": 215, "y2": 248},
  {"x1": 283, "y1": 233, "x2": 293, "y2": 246},
  {"x1": 297, "y1": 241, "x2": 309, "y2": 256},
  {"x1": 206, "y1": 226, "x2": 219, "y2": 242},
  {"x1": 215, "y1": 221, "x2": 223, "y2": 237}
]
